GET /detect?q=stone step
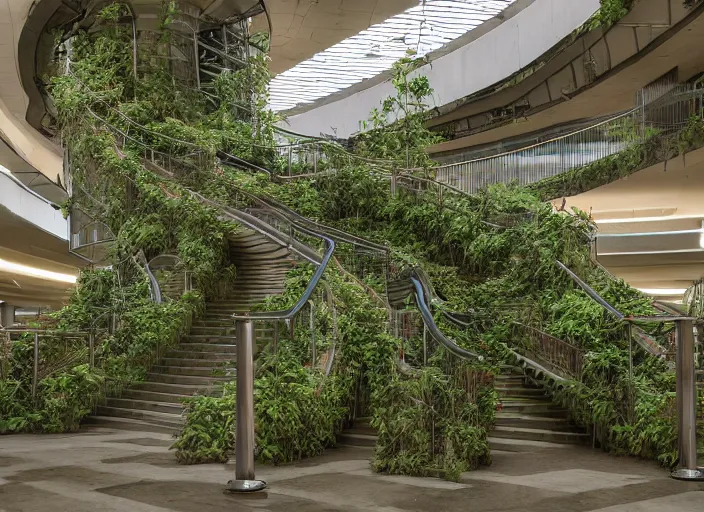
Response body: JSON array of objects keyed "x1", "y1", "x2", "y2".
[
  {"x1": 495, "y1": 413, "x2": 576, "y2": 432},
  {"x1": 337, "y1": 432, "x2": 377, "y2": 447},
  {"x1": 135, "y1": 380, "x2": 221, "y2": 395},
  {"x1": 151, "y1": 365, "x2": 234, "y2": 377},
  {"x1": 121, "y1": 389, "x2": 193, "y2": 404},
  {"x1": 163, "y1": 351, "x2": 236, "y2": 361},
  {"x1": 188, "y1": 326, "x2": 274, "y2": 336},
  {"x1": 494, "y1": 374, "x2": 527, "y2": 383},
  {"x1": 496, "y1": 387, "x2": 546, "y2": 399},
  {"x1": 104, "y1": 398, "x2": 184, "y2": 416},
  {"x1": 96, "y1": 404, "x2": 184, "y2": 425},
  {"x1": 488, "y1": 436, "x2": 570, "y2": 453},
  {"x1": 177, "y1": 342, "x2": 238, "y2": 353},
  {"x1": 491, "y1": 426, "x2": 589, "y2": 444},
  {"x1": 499, "y1": 401, "x2": 565, "y2": 416},
  {"x1": 83, "y1": 415, "x2": 179, "y2": 435},
  {"x1": 146, "y1": 372, "x2": 231, "y2": 385},
  {"x1": 160, "y1": 357, "x2": 234, "y2": 368}
]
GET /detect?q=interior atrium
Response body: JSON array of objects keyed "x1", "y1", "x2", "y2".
[{"x1": 2, "y1": 0, "x2": 704, "y2": 510}]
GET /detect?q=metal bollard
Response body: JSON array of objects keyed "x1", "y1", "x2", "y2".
[
  {"x1": 227, "y1": 316, "x2": 266, "y2": 492},
  {"x1": 671, "y1": 319, "x2": 704, "y2": 480},
  {"x1": 31, "y1": 332, "x2": 39, "y2": 398}
]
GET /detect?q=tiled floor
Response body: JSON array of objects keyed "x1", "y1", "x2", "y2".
[{"x1": 0, "y1": 428, "x2": 702, "y2": 512}]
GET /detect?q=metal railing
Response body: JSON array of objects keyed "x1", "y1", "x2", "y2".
[
  {"x1": 429, "y1": 81, "x2": 704, "y2": 194},
  {"x1": 0, "y1": 328, "x2": 96, "y2": 398},
  {"x1": 556, "y1": 260, "x2": 671, "y2": 360},
  {"x1": 433, "y1": 108, "x2": 643, "y2": 194},
  {"x1": 511, "y1": 322, "x2": 583, "y2": 380}
]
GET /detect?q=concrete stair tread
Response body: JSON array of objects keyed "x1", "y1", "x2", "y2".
[
  {"x1": 487, "y1": 437, "x2": 570, "y2": 450},
  {"x1": 146, "y1": 372, "x2": 230, "y2": 384},
  {"x1": 123, "y1": 389, "x2": 193, "y2": 400},
  {"x1": 182, "y1": 335, "x2": 238, "y2": 341},
  {"x1": 97, "y1": 405, "x2": 183, "y2": 423},
  {"x1": 137, "y1": 380, "x2": 219, "y2": 392},
  {"x1": 495, "y1": 412, "x2": 568, "y2": 421},
  {"x1": 152, "y1": 365, "x2": 234, "y2": 372},
  {"x1": 83, "y1": 416, "x2": 180, "y2": 435},
  {"x1": 493, "y1": 426, "x2": 586, "y2": 436}
]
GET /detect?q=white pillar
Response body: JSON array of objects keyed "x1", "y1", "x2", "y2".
[{"x1": 0, "y1": 303, "x2": 15, "y2": 328}]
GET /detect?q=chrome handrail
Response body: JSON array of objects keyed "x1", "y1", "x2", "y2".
[
  {"x1": 556, "y1": 260, "x2": 670, "y2": 359},
  {"x1": 135, "y1": 251, "x2": 162, "y2": 304},
  {"x1": 233, "y1": 234, "x2": 334, "y2": 321},
  {"x1": 410, "y1": 274, "x2": 480, "y2": 361}
]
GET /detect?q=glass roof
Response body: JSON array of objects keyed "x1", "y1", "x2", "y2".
[{"x1": 268, "y1": 0, "x2": 517, "y2": 112}]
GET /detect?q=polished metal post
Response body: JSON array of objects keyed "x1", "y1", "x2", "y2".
[
  {"x1": 89, "y1": 332, "x2": 95, "y2": 368},
  {"x1": 227, "y1": 316, "x2": 266, "y2": 492},
  {"x1": 32, "y1": 332, "x2": 39, "y2": 398},
  {"x1": 309, "y1": 302, "x2": 316, "y2": 367},
  {"x1": 671, "y1": 319, "x2": 704, "y2": 480}
]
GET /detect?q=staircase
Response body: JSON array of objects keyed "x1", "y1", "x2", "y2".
[
  {"x1": 84, "y1": 229, "x2": 295, "y2": 434},
  {"x1": 338, "y1": 367, "x2": 589, "y2": 452},
  {"x1": 490, "y1": 367, "x2": 589, "y2": 452}
]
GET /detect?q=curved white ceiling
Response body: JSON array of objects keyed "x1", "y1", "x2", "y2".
[{"x1": 269, "y1": 0, "x2": 516, "y2": 111}]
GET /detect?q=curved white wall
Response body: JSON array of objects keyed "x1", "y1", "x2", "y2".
[
  {"x1": 0, "y1": 0, "x2": 64, "y2": 183},
  {"x1": 0, "y1": 165, "x2": 67, "y2": 240},
  {"x1": 282, "y1": 0, "x2": 601, "y2": 139}
]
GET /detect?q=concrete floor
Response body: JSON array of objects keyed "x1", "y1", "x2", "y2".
[{"x1": 0, "y1": 428, "x2": 703, "y2": 512}]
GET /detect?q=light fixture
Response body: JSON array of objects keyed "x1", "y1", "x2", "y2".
[
  {"x1": 0, "y1": 259, "x2": 77, "y2": 284},
  {"x1": 638, "y1": 288, "x2": 687, "y2": 296}
]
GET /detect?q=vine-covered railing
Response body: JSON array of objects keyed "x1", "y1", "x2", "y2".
[
  {"x1": 556, "y1": 260, "x2": 671, "y2": 360},
  {"x1": 510, "y1": 322, "x2": 583, "y2": 380},
  {"x1": 0, "y1": 328, "x2": 96, "y2": 398}
]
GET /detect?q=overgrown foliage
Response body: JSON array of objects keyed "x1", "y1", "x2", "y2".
[{"x1": 530, "y1": 115, "x2": 704, "y2": 200}]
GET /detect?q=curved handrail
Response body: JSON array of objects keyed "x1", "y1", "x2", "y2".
[
  {"x1": 431, "y1": 107, "x2": 641, "y2": 173},
  {"x1": 556, "y1": 260, "x2": 624, "y2": 319},
  {"x1": 216, "y1": 166, "x2": 389, "y2": 255},
  {"x1": 556, "y1": 260, "x2": 670, "y2": 359},
  {"x1": 410, "y1": 274, "x2": 480, "y2": 361},
  {"x1": 234, "y1": 234, "x2": 335, "y2": 320},
  {"x1": 135, "y1": 251, "x2": 162, "y2": 304}
]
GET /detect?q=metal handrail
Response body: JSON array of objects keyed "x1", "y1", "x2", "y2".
[
  {"x1": 410, "y1": 274, "x2": 480, "y2": 360},
  {"x1": 434, "y1": 107, "x2": 641, "y2": 172},
  {"x1": 556, "y1": 260, "x2": 670, "y2": 359},
  {"x1": 135, "y1": 251, "x2": 162, "y2": 304},
  {"x1": 410, "y1": 268, "x2": 573, "y2": 382},
  {"x1": 556, "y1": 260, "x2": 624, "y2": 319},
  {"x1": 233, "y1": 234, "x2": 335, "y2": 321}
]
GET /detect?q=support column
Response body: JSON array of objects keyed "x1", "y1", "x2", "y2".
[
  {"x1": 227, "y1": 316, "x2": 266, "y2": 492},
  {"x1": 0, "y1": 303, "x2": 15, "y2": 328},
  {"x1": 671, "y1": 319, "x2": 704, "y2": 480}
]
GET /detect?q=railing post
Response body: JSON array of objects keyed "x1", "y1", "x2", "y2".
[
  {"x1": 423, "y1": 324, "x2": 428, "y2": 366},
  {"x1": 32, "y1": 332, "x2": 39, "y2": 398},
  {"x1": 227, "y1": 315, "x2": 266, "y2": 492},
  {"x1": 89, "y1": 332, "x2": 95, "y2": 368},
  {"x1": 671, "y1": 319, "x2": 703, "y2": 480},
  {"x1": 309, "y1": 301, "x2": 316, "y2": 368}
]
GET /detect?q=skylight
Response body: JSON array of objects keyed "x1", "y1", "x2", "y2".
[{"x1": 268, "y1": 0, "x2": 516, "y2": 112}]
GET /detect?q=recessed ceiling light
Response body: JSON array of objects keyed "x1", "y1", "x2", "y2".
[
  {"x1": 0, "y1": 259, "x2": 76, "y2": 284},
  {"x1": 638, "y1": 288, "x2": 687, "y2": 296}
]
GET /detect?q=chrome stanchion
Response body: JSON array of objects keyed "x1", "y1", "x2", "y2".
[
  {"x1": 671, "y1": 319, "x2": 704, "y2": 480},
  {"x1": 227, "y1": 314, "x2": 266, "y2": 492}
]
